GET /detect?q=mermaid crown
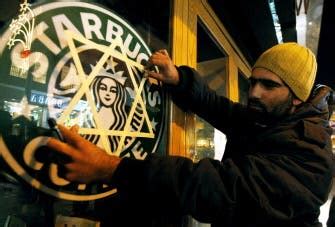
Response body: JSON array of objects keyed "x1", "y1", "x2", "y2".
[{"x1": 90, "y1": 59, "x2": 127, "y2": 85}]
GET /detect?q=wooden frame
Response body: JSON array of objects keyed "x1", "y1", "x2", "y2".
[{"x1": 169, "y1": 0, "x2": 251, "y2": 156}]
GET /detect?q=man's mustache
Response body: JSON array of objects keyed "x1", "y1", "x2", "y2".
[{"x1": 247, "y1": 98, "x2": 267, "y2": 113}]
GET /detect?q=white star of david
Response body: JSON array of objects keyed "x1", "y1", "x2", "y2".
[{"x1": 57, "y1": 30, "x2": 155, "y2": 155}]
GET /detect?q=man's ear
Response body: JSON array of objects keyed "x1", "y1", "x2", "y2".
[{"x1": 293, "y1": 98, "x2": 302, "y2": 106}]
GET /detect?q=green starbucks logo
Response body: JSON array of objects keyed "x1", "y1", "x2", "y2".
[{"x1": 0, "y1": 2, "x2": 165, "y2": 201}]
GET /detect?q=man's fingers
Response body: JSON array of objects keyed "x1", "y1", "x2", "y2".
[
  {"x1": 145, "y1": 52, "x2": 162, "y2": 69},
  {"x1": 149, "y1": 57, "x2": 168, "y2": 68},
  {"x1": 57, "y1": 164, "x2": 76, "y2": 182},
  {"x1": 57, "y1": 124, "x2": 83, "y2": 146},
  {"x1": 150, "y1": 51, "x2": 169, "y2": 62},
  {"x1": 158, "y1": 49, "x2": 169, "y2": 56},
  {"x1": 70, "y1": 124, "x2": 80, "y2": 133},
  {"x1": 144, "y1": 60, "x2": 154, "y2": 70},
  {"x1": 47, "y1": 137, "x2": 79, "y2": 159},
  {"x1": 57, "y1": 164, "x2": 68, "y2": 179},
  {"x1": 147, "y1": 71, "x2": 164, "y2": 81}
]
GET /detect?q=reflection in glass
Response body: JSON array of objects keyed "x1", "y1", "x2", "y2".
[{"x1": 192, "y1": 21, "x2": 228, "y2": 163}]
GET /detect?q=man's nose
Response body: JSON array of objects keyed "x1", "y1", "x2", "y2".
[{"x1": 249, "y1": 83, "x2": 263, "y2": 99}]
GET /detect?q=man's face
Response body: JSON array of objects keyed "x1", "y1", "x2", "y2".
[{"x1": 248, "y1": 68, "x2": 301, "y2": 120}]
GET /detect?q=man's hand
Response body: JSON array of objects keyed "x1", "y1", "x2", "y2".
[
  {"x1": 46, "y1": 125, "x2": 121, "y2": 184},
  {"x1": 146, "y1": 49, "x2": 180, "y2": 85}
]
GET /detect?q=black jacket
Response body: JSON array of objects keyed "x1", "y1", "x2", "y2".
[{"x1": 112, "y1": 66, "x2": 334, "y2": 227}]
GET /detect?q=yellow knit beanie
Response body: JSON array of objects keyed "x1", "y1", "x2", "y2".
[{"x1": 253, "y1": 42, "x2": 317, "y2": 101}]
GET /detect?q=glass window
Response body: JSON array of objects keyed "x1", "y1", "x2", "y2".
[
  {"x1": 98, "y1": 0, "x2": 171, "y2": 50},
  {"x1": 191, "y1": 21, "x2": 228, "y2": 162},
  {"x1": 0, "y1": 1, "x2": 172, "y2": 226}
]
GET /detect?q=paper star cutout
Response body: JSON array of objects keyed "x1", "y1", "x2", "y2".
[{"x1": 57, "y1": 30, "x2": 154, "y2": 155}]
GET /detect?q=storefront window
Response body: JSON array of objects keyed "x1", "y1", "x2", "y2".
[
  {"x1": 100, "y1": 0, "x2": 171, "y2": 51},
  {"x1": 192, "y1": 21, "x2": 228, "y2": 162},
  {"x1": 0, "y1": 0, "x2": 171, "y2": 152},
  {"x1": 0, "y1": 1, "x2": 171, "y2": 226}
]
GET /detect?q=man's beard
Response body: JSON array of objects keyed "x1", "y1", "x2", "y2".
[{"x1": 247, "y1": 94, "x2": 294, "y2": 126}]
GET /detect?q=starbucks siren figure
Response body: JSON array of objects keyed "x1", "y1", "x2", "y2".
[{"x1": 85, "y1": 66, "x2": 127, "y2": 152}]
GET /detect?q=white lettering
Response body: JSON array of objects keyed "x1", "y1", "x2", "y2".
[
  {"x1": 30, "y1": 52, "x2": 48, "y2": 83},
  {"x1": 81, "y1": 12, "x2": 104, "y2": 40},
  {"x1": 34, "y1": 21, "x2": 61, "y2": 55},
  {"x1": 147, "y1": 87, "x2": 161, "y2": 107},
  {"x1": 10, "y1": 44, "x2": 29, "y2": 79},
  {"x1": 9, "y1": 64, "x2": 28, "y2": 79},
  {"x1": 78, "y1": 184, "x2": 87, "y2": 190},
  {"x1": 105, "y1": 19, "x2": 123, "y2": 43},
  {"x1": 23, "y1": 136, "x2": 49, "y2": 170},
  {"x1": 23, "y1": 136, "x2": 70, "y2": 186},
  {"x1": 136, "y1": 53, "x2": 149, "y2": 64},
  {"x1": 131, "y1": 141, "x2": 147, "y2": 160},
  {"x1": 49, "y1": 163, "x2": 70, "y2": 186},
  {"x1": 52, "y1": 14, "x2": 82, "y2": 49},
  {"x1": 124, "y1": 34, "x2": 141, "y2": 59}
]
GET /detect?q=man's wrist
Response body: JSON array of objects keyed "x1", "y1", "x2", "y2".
[{"x1": 100, "y1": 155, "x2": 121, "y2": 184}]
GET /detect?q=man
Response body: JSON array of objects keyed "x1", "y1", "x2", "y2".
[{"x1": 47, "y1": 43, "x2": 334, "y2": 226}]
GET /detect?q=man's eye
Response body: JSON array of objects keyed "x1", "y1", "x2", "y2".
[
  {"x1": 261, "y1": 80, "x2": 280, "y2": 88},
  {"x1": 249, "y1": 78, "x2": 257, "y2": 86}
]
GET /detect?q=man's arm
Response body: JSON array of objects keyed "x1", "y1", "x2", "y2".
[
  {"x1": 113, "y1": 151, "x2": 332, "y2": 224},
  {"x1": 147, "y1": 50, "x2": 246, "y2": 134},
  {"x1": 46, "y1": 125, "x2": 333, "y2": 224}
]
